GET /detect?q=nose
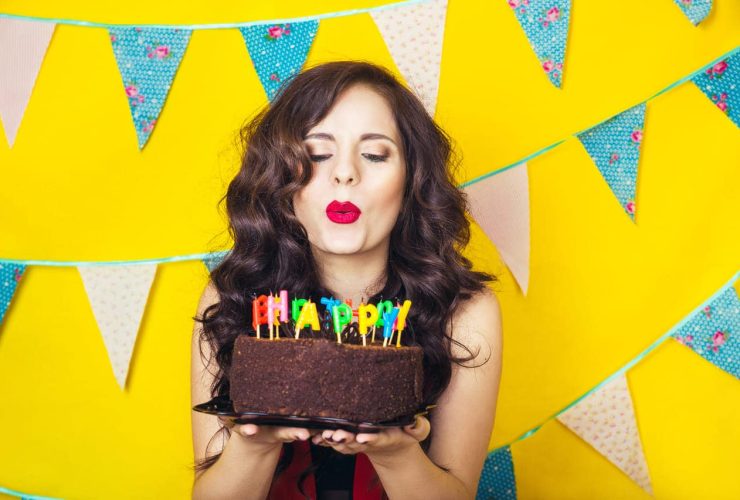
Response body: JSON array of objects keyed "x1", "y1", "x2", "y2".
[{"x1": 331, "y1": 156, "x2": 360, "y2": 186}]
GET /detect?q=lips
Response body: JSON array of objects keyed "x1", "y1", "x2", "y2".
[{"x1": 326, "y1": 200, "x2": 361, "y2": 224}]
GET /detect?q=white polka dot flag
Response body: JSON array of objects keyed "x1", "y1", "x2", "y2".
[
  {"x1": 576, "y1": 102, "x2": 647, "y2": 223},
  {"x1": 108, "y1": 26, "x2": 192, "y2": 149},
  {"x1": 556, "y1": 373, "x2": 654, "y2": 495},
  {"x1": 78, "y1": 264, "x2": 158, "y2": 390},
  {"x1": 0, "y1": 18, "x2": 56, "y2": 148},
  {"x1": 370, "y1": 0, "x2": 449, "y2": 117},
  {"x1": 463, "y1": 162, "x2": 531, "y2": 296}
]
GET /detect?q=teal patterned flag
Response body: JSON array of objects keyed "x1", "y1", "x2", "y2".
[
  {"x1": 672, "y1": 285, "x2": 740, "y2": 379},
  {"x1": 673, "y1": 0, "x2": 712, "y2": 25},
  {"x1": 0, "y1": 263, "x2": 25, "y2": 327},
  {"x1": 239, "y1": 20, "x2": 319, "y2": 102},
  {"x1": 202, "y1": 254, "x2": 225, "y2": 273},
  {"x1": 108, "y1": 26, "x2": 192, "y2": 149},
  {"x1": 691, "y1": 51, "x2": 740, "y2": 128},
  {"x1": 477, "y1": 445, "x2": 517, "y2": 499},
  {"x1": 576, "y1": 102, "x2": 647, "y2": 222},
  {"x1": 505, "y1": 0, "x2": 571, "y2": 88}
]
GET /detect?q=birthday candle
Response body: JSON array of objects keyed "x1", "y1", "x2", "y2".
[
  {"x1": 320, "y1": 296, "x2": 341, "y2": 317},
  {"x1": 295, "y1": 300, "x2": 320, "y2": 333},
  {"x1": 375, "y1": 300, "x2": 394, "y2": 327},
  {"x1": 331, "y1": 303, "x2": 353, "y2": 344},
  {"x1": 382, "y1": 307, "x2": 400, "y2": 347},
  {"x1": 252, "y1": 295, "x2": 268, "y2": 339},
  {"x1": 358, "y1": 303, "x2": 378, "y2": 343},
  {"x1": 394, "y1": 300, "x2": 412, "y2": 347},
  {"x1": 291, "y1": 298, "x2": 307, "y2": 322}
]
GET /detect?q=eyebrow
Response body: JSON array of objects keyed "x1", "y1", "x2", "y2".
[{"x1": 303, "y1": 132, "x2": 397, "y2": 146}]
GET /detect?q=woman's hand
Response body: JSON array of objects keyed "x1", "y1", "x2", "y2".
[
  {"x1": 311, "y1": 415, "x2": 431, "y2": 463},
  {"x1": 218, "y1": 417, "x2": 320, "y2": 453}
]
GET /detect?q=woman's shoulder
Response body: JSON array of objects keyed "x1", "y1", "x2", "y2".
[
  {"x1": 196, "y1": 280, "x2": 221, "y2": 316},
  {"x1": 449, "y1": 287, "x2": 503, "y2": 361}
]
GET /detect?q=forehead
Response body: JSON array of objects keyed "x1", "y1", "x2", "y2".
[{"x1": 305, "y1": 84, "x2": 400, "y2": 143}]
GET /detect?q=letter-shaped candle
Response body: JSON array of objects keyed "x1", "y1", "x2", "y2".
[
  {"x1": 291, "y1": 298, "x2": 307, "y2": 322},
  {"x1": 320, "y1": 296, "x2": 341, "y2": 317},
  {"x1": 375, "y1": 300, "x2": 394, "y2": 327},
  {"x1": 252, "y1": 295, "x2": 268, "y2": 338},
  {"x1": 267, "y1": 291, "x2": 289, "y2": 325},
  {"x1": 331, "y1": 304, "x2": 352, "y2": 343},
  {"x1": 358, "y1": 303, "x2": 379, "y2": 336},
  {"x1": 382, "y1": 307, "x2": 400, "y2": 346},
  {"x1": 394, "y1": 300, "x2": 412, "y2": 347},
  {"x1": 295, "y1": 300, "x2": 320, "y2": 331}
]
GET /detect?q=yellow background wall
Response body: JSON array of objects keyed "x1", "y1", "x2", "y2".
[{"x1": 1, "y1": 0, "x2": 738, "y2": 498}]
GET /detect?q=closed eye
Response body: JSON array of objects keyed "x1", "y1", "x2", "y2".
[{"x1": 309, "y1": 154, "x2": 389, "y2": 163}]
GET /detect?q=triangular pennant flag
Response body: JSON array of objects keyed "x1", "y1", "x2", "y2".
[
  {"x1": 673, "y1": 0, "x2": 712, "y2": 25},
  {"x1": 78, "y1": 264, "x2": 157, "y2": 389},
  {"x1": 0, "y1": 263, "x2": 26, "y2": 326},
  {"x1": 672, "y1": 285, "x2": 740, "y2": 379},
  {"x1": 203, "y1": 254, "x2": 225, "y2": 273},
  {"x1": 576, "y1": 102, "x2": 647, "y2": 222},
  {"x1": 0, "y1": 18, "x2": 55, "y2": 147},
  {"x1": 370, "y1": 0, "x2": 449, "y2": 116},
  {"x1": 464, "y1": 163, "x2": 530, "y2": 295},
  {"x1": 691, "y1": 51, "x2": 740, "y2": 128},
  {"x1": 108, "y1": 26, "x2": 191, "y2": 149},
  {"x1": 239, "y1": 20, "x2": 319, "y2": 102},
  {"x1": 557, "y1": 373, "x2": 653, "y2": 494},
  {"x1": 505, "y1": 0, "x2": 572, "y2": 88},
  {"x1": 476, "y1": 445, "x2": 517, "y2": 500}
]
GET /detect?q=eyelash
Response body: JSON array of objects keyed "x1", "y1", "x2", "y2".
[{"x1": 310, "y1": 154, "x2": 388, "y2": 163}]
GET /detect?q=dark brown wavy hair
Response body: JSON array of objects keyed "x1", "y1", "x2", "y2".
[{"x1": 192, "y1": 60, "x2": 497, "y2": 495}]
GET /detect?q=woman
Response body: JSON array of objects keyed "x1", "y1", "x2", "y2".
[{"x1": 191, "y1": 60, "x2": 503, "y2": 500}]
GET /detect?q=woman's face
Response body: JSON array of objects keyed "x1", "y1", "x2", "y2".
[{"x1": 293, "y1": 84, "x2": 406, "y2": 257}]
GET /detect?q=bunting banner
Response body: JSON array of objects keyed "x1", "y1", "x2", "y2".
[
  {"x1": 576, "y1": 102, "x2": 647, "y2": 222},
  {"x1": 690, "y1": 50, "x2": 740, "y2": 129},
  {"x1": 463, "y1": 162, "x2": 531, "y2": 296},
  {"x1": 478, "y1": 272, "x2": 739, "y2": 498},
  {"x1": 0, "y1": 262, "x2": 25, "y2": 326},
  {"x1": 370, "y1": 0, "x2": 448, "y2": 116},
  {"x1": 0, "y1": 18, "x2": 55, "y2": 147},
  {"x1": 556, "y1": 373, "x2": 653, "y2": 494},
  {"x1": 672, "y1": 285, "x2": 740, "y2": 379},
  {"x1": 505, "y1": 0, "x2": 572, "y2": 88},
  {"x1": 78, "y1": 264, "x2": 158, "y2": 389},
  {"x1": 673, "y1": 0, "x2": 713, "y2": 26},
  {"x1": 108, "y1": 26, "x2": 192, "y2": 149},
  {"x1": 239, "y1": 20, "x2": 320, "y2": 102},
  {"x1": 476, "y1": 445, "x2": 517, "y2": 500}
]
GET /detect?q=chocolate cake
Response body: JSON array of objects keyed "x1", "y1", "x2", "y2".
[{"x1": 229, "y1": 335, "x2": 424, "y2": 422}]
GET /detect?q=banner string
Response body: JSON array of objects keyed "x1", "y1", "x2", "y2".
[
  {"x1": 0, "y1": 484, "x2": 60, "y2": 500},
  {"x1": 489, "y1": 269, "x2": 740, "y2": 454},
  {"x1": 459, "y1": 44, "x2": 740, "y2": 188},
  {"x1": 0, "y1": 250, "x2": 229, "y2": 267},
  {"x1": 0, "y1": 0, "x2": 431, "y2": 29}
]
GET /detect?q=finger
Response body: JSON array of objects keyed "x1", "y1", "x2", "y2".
[
  {"x1": 329, "y1": 429, "x2": 355, "y2": 445},
  {"x1": 402, "y1": 416, "x2": 431, "y2": 442},
  {"x1": 355, "y1": 432, "x2": 380, "y2": 445},
  {"x1": 281, "y1": 427, "x2": 312, "y2": 442},
  {"x1": 236, "y1": 423, "x2": 259, "y2": 437}
]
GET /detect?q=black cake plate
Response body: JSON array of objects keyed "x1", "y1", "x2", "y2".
[{"x1": 193, "y1": 395, "x2": 434, "y2": 433}]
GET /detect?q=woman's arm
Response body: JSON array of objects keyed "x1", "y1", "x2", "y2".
[
  {"x1": 190, "y1": 282, "x2": 314, "y2": 500},
  {"x1": 313, "y1": 287, "x2": 504, "y2": 499}
]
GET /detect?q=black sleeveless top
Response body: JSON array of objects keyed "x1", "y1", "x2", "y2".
[{"x1": 309, "y1": 441, "x2": 356, "y2": 500}]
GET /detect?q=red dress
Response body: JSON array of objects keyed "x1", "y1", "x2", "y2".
[{"x1": 267, "y1": 440, "x2": 385, "y2": 499}]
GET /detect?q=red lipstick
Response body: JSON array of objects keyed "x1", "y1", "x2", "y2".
[{"x1": 326, "y1": 200, "x2": 361, "y2": 224}]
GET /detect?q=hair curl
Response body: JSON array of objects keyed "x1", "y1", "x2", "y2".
[{"x1": 192, "y1": 60, "x2": 497, "y2": 496}]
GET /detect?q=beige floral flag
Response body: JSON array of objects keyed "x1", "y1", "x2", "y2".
[
  {"x1": 370, "y1": 0, "x2": 448, "y2": 116},
  {"x1": 463, "y1": 162, "x2": 531, "y2": 295},
  {"x1": 556, "y1": 373, "x2": 653, "y2": 495},
  {"x1": 0, "y1": 18, "x2": 56, "y2": 147},
  {"x1": 78, "y1": 264, "x2": 157, "y2": 389}
]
